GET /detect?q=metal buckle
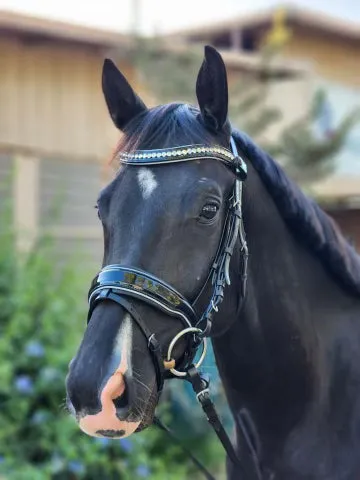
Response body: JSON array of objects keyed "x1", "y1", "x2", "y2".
[
  {"x1": 196, "y1": 387, "x2": 210, "y2": 403},
  {"x1": 211, "y1": 299, "x2": 219, "y2": 312}
]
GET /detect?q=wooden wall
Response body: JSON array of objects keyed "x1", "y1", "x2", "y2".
[
  {"x1": 0, "y1": 34, "x2": 130, "y2": 161},
  {"x1": 0, "y1": 33, "x2": 137, "y2": 269},
  {"x1": 283, "y1": 26, "x2": 360, "y2": 88}
]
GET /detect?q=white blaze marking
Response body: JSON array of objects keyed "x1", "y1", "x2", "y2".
[
  {"x1": 137, "y1": 168, "x2": 158, "y2": 199},
  {"x1": 113, "y1": 314, "x2": 133, "y2": 375},
  {"x1": 79, "y1": 315, "x2": 139, "y2": 439}
]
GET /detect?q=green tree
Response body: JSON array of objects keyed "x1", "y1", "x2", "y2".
[
  {"x1": 265, "y1": 89, "x2": 360, "y2": 188},
  {"x1": 131, "y1": 38, "x2": 282, "y2": 138}
]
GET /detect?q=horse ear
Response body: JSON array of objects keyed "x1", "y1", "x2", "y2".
[
  {"x1": 102, "y1": 58, "x2": 147, "y2": 130},
  {"x1": 196, "y1": 45, "x2": 229, "y2": 132}
]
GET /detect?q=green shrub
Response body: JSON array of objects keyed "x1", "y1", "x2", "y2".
[{"x1": 0, "y1": 199, "x2": 224, "y2": 479}]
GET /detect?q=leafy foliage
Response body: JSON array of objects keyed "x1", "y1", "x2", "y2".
[
  {"x1": 0, "y1": 197, "x2": 224, "y2": 479},
  {"x1": 227, "y1": 50, "x2": 282, "y2": 139},
  {"x1": 265, "y1": 89, "x2": 360, "y2": 187},
  {"x1": 132, "y1": 38, "x2": 200, "y2": 104},
  {"x1": 132, "y1": 39, "x2": 282, "y2": 139}
]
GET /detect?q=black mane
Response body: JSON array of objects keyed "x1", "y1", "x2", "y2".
[
  {"x1": 115, "y1": 103, "x2": 214, "y2": 154},
  {"x1": 232, "y1": 129, "x2": 360, "y2": 298},
  {"x1": 115, "y1": 102, "x2": 360, "y2": 298}
]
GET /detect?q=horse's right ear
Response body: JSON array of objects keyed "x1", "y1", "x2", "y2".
[{"x1": 102, "y1": 59, "x2": 147, "y2": 131}]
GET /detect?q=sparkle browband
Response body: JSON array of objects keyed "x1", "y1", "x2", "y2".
[{"x1": 118, "y1": 144, "x2": 247, "y2": 179}]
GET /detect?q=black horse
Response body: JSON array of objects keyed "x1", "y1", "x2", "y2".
[{"x1": 66, "y1": 45, "x2": 360, "y2": 479}]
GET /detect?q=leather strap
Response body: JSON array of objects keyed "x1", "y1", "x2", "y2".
[
  {"x1": 186, "y1": 365, "x2": 263, "y2": 480},
  {"x1": 153, "y1": 416, "x2": 216, "y2": 480}
]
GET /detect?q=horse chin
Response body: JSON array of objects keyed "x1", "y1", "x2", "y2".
[
  {"x1": 77, "y1": 390, "x2": 158, "y2": 439},
  {"x1": 79, "y1": 416, "x2": 141, "y2": 439}
]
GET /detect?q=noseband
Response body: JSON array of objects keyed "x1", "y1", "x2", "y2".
[{"x1": 87, "y1": 137, "x2": 248, "y2": 390}]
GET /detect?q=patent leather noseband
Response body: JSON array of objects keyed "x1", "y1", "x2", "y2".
[{"x1": 88, "y1": 266, "x2": 197, "y2": 328}]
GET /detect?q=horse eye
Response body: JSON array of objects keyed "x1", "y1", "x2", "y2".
[{"x1": 200, "y1": 203, "x2": 219, "y2": 220}]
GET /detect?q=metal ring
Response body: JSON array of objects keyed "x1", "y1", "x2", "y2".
[{"x1": 166, "y1": 327, "x2": 207, "y2": 377}]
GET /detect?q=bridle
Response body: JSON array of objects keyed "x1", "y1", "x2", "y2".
[
  {"x1": 87, "y1": 137, "x2": 263, "y2": 479},
  {"x1": 87, "y1": 138, "x2": 247, "y2": 385}
]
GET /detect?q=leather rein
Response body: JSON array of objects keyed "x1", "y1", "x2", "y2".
[{"x1": 87, "y1": 137, "x2": 263, "y2": 479}]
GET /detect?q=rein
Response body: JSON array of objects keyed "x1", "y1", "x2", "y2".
[{"x1": 87, "y1": 137, "x2": 263, "y2": 479}]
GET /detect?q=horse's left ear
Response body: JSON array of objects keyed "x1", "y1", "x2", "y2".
[{"x1": 196, "y1": 45, "x2": 229, "y2": 132}]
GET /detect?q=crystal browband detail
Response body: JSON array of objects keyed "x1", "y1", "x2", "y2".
[
  {"x1": 117, "y1": 144, "x2": 247, "y2": 178},
  {"x1": 119, "y1": 144, "x2": 233, "y2": 161}
]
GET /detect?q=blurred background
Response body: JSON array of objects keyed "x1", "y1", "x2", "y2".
[{"x1": 0, "y1": 0, "x2": 359, "y2": 479}]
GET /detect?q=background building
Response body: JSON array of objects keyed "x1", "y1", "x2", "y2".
[
  {"x1": 169, "y1": 4, "x2": 360, "y2": 245},
  {"x1": 1, "y1": 5, "x2": 359, "y2": 265},
  {"x1": 0, "y1": 10, "x2": 134, "y2": 268}
]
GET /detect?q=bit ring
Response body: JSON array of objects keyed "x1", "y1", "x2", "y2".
[{"x1": 166, "y1": 327, "x2": 207, "y2": 377}]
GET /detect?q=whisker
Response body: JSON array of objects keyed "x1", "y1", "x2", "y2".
[{"x1": 132, "y1": 375, "x2": 153, "y2": 395}]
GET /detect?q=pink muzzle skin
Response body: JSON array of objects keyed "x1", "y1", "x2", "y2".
[{"x1": 79, "y1": 343, "x2": 141, "y2": 438}]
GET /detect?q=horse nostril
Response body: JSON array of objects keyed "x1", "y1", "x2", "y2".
[
  {"x1": 99, "y1": 370, "x2": 131, "y2": 420},
  {"x1": 113, "y1": 388, "x2": 129, "y2": 410}
]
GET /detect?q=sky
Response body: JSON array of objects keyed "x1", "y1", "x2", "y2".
[{"x1": 1, "y1": 0, "x2": 360, "y2": 35}]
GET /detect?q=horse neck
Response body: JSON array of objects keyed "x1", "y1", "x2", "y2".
[{"x1": 212, "y1": 161, "x2": 360, "y2": 462}]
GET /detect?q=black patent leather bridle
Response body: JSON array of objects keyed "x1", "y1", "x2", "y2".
[{"x1": 87, "y1": 137, "x2": 263, "y2": 479}]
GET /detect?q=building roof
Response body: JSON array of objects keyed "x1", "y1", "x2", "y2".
[
  {"x1": 149, "y1": 41, "x2": 309, "y2": 76},
  {"x1": 169, "y1": 4, "x2": 360, "y2": 43},
  {"x1": 0, "y1": 9, "x2": 309, "y2": 76},
  {"x1": 312, "y1": 175, "x2": 360, "y2": 205},
  {"x1": 0, "y1": 9, "x2": 130, "y2": 48}
]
